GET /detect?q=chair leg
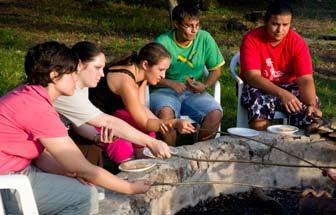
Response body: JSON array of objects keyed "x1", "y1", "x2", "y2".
[
  {"x1": 0, "y1": 193, "x2": 5, "y2": 215},
  {"x1": 0, "y1": 175, "x2": 39, "y2": 215}
]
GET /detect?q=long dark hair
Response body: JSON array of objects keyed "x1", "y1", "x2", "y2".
[
  {"x1": 72, "y1": 41, "x2": 102, "y2": 63},
  {"x1": 25, "y1": 41, "x2": 78, "y2": 87},
  {"x1": 105, "y1": 42, "x2": 170, "y2": 69}
]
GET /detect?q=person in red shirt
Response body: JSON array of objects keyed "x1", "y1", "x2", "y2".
[{"x1": 240, "y1": 1, "x2": 322, "y2": 130}]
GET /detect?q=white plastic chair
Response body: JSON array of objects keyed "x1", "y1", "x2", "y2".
[
  {"x1": 0, "y1": 175, "x2": 39, "y2": 215},
  {"x1": 146, "y1": 67, "x2": 221, "y2": 137},
  {"x1": 229, "y1": 51, "x2": 288, "y2": 128}
]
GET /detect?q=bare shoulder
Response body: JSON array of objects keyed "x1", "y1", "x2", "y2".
[{"x1": 107, "y1": 72, "x2": 136, "y2": 91}]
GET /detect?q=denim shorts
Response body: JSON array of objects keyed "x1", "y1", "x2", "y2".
[{"x1": 150, "y1": 87, "x2": 222, "y2": 125}]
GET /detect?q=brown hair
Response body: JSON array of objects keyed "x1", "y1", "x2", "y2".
[
  {"x1": 25, "y1": 41, "x2": 78, "y2": 87},
  {"x1": 106, "y1": 42, "x2": 170, "y2": 69},
  {"x1": 72, "y1": 41, "x2": 103, "y2": 63}
]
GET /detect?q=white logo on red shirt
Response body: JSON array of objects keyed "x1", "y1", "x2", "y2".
[{"x1": 263, "y1": 58, "x2": 284, "y2": 81}]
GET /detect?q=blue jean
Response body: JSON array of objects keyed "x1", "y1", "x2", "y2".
[
  {"x1": 1, "y1": 165, "x2": 99, "y2": 215},
  {"x1": 150, "y1": 88, "x2": 222, "y2": 125}
]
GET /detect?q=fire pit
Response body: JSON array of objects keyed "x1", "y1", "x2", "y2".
[
  {"x1": 98, "y1": 132, "x2": 336, "y2": 215},
  {"x1": 176, "y1": 188, "x2": 300, "y2": 215}
]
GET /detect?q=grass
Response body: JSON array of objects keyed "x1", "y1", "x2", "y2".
[{"x1": 0, "y1": 0, "x2": 335, "y2": 131}]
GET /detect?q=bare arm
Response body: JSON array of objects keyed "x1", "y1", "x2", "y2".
[
  {"x1": 118, "y1": 79, "x2": 164, "y2": 132},
  {"x1": 205, "y1": 67, "x2": 221, "y2": 87},
  {"x1": 243, "y1": 70, "x2": 303, "y2": 113},
  {"x1": 296, "y1": 74, "x2": 322, "y2": 117},
  {"x1": 110, "y1": 76, "x2": 195, "y2": 135},
  {"x1": 187, "y1": 67, "x2": 222, "y2": 93},
  {"x1": 72, "y1": 123, "x2": 115, "y2": 144},
  {"x1": 33, "y1": 150, "x2": 67, "y2": 175},
  {"x1": 72, "y1": 123, "x2": 98, "y2": 141},
  {"x1": 88, "y1": 112, "x2": 171, "y2": 158},
  {"x1": 38, "y1": 137, "x2": 150, "y2": 194}
]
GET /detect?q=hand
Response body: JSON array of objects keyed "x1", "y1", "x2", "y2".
[
  {"x1": 279, "y1": 90, "x2": 303, "y2": 113},
  {"x1": 129, "y1": 180, "x2": 152, "y2": 194},
  {"x1": 322, "y1": 168, "x2": 336, "y2": 183},
  {"x1": 171, "y1": 82, "x2": 187, "y2": 94},
  {"x1": 306, "y1": 105, "x2": 322, "y2": 118},
  {"x1": 95, "y1": 126, "x2": 115, "y2": 144},
  {"x1": 147, "y1": 140, "x2": 171, "y2": 159},
  {"x1": 158, "y1": 120, "x2": 175, "y2": 134},
  {"x1": 186, "y1": 78, "x2": 207, "y2": 93},
  {"x1": 174, "y1": 119, "x2": 196, "y2": 134}
]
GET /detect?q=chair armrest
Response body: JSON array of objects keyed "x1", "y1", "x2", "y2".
[
  {"x1": 213, "y1": 81, "x2": 221, "y2": 105},
  {"x1": 203, "y1": 67, "x2": 221, "y2": 104},
  {"x1": 229, "y1": 52, "x2": 244, "y2": 87}
]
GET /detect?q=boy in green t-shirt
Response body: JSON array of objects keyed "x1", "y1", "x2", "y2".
[{"x1": 150, "y1": 2, "x2": 225, "y2": 146}]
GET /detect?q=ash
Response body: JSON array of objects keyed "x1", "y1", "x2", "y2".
[{"x1": 176, "y1": 189, "x2": 300, "y2": 215}]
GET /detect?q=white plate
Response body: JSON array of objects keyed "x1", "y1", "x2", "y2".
[
  {"x1": 227, "y1": 127, "x2": 260, "y2": 137},
  {"x1": 143, "y1": 146, "x2": 178, "y2": 158},
  {"x1": 118, "y1": 159, "x2": 156, "y2": 172},
  {"x1": 267, "y1": 125, "x2": 299, "y2": 134}
]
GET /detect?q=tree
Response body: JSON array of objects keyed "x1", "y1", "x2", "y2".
[{"x1": 166, "y1": 0, "x2": 178, "y2": 25}]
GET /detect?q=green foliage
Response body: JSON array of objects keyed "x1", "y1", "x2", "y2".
[
  {"x1": 220, "y1": 67, "x2": 237, "y2": 129},
  {"x1": 0, "y1": 48, "x2": 26, "y2": 95},
  {"x1": 315, "y1": 77, "x2": 336, "y2": 117},
  {"x1": 0, "y1": 0, "x2": 335, "y2": 132},
  {"x1": 0, "y1": 28, "x2": 27, "y2": 49},
  {"x1": 331, "y1": 27, "x2": 336, "y2": 34}
]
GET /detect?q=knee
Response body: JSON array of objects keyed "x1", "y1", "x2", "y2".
[
  {"x1": 76, "y1": 184, "x2": 99, "y2": 215},
  {"x1": 205, "y1": 110, "x2": 223, "y2": 121},
  {"x1": 158, "y1": 107, "x2": 175, "y2": 119}
]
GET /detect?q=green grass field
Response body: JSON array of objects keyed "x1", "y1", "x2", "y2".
[{"x1": 0, "y1": 0, "x2": 335, "y2": 130}]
